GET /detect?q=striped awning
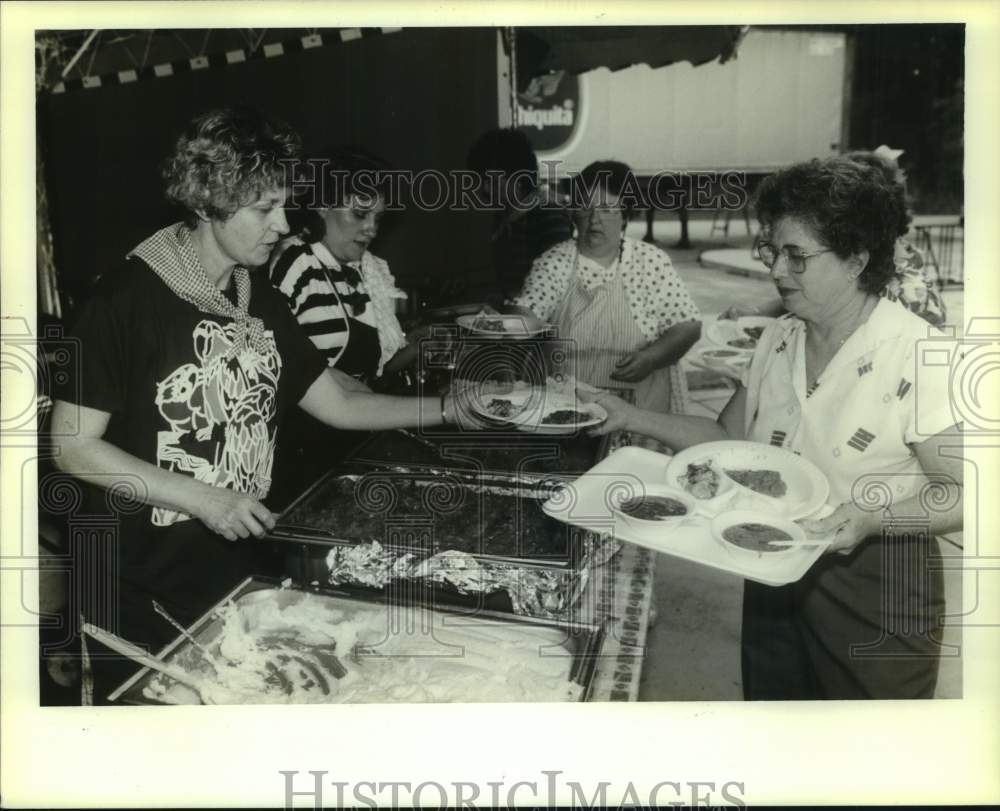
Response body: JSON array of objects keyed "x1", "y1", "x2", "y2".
[
  {"x1": 39, "y1": 28, "x2": 403, "y2": 95},
  {"x1": 515, "y1": 25, "x2": 746, "y2": 89}
]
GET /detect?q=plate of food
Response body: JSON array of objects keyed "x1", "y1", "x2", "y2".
[
  {"x1": 705, "y1": 315, "x2": 776, "y2": 352},
  {"x1": 665, "y1": 440, "x2": 829, "y2": 520},
  {"x1": 456, "y1": 311, "x2": 551, "y2": 339},
  {"x1": 472, "y1": 387, "x2": 607, "y2": 434}
]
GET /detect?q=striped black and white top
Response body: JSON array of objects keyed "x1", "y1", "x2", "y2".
[{"x1": 269, "y1": 237, "x2": 407, "y2": 377}]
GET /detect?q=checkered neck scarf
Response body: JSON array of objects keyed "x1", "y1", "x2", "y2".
[{"x1": 129, "y1": 223, "x2": 269, "y2": 358}]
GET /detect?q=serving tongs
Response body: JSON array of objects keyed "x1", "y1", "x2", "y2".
[{"x1": 82, "y1": 622, "x2": 216, "y2": 704}]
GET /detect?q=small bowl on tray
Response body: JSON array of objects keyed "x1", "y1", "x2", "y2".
[
  {"x1": 608, "y1": 483, "x2": 698, "y2": 534},
  {"x1": 710, "y1": 510, "x2": 806, "y2": 568}
]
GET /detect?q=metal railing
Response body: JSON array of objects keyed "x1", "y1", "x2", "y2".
[{"x1": 911, "y1": 215, "x2": 963, "y2": 287}]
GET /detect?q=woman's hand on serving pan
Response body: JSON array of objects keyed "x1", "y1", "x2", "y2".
[
  {"x1": 798, "y1": 502, "x2": 880, "y2": 556},
  {"x1": 191, "y1": 485, "x2": 277, "y2": 542}
]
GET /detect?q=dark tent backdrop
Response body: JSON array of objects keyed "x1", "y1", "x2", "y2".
[{"x1": 39, "y1": 28, "x2": 501, "y2": 313}]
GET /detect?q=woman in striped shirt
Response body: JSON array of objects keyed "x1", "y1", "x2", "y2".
[{"x1": 270, "y1": 147, "x2": 414, "y2": 386}]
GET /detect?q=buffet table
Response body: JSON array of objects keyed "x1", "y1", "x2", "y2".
[
  {"x1": 97, "y1": 323, "x2": 664, "y2": 704},
  {"x1": 102, "y1": 425, "x2": 661, "y2": 705},
  {"x1": 260, "y1": 407, "x2": 662, "y2": 703}
]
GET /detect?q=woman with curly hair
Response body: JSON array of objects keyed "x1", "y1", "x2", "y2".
[
  {"x1": 588, "y1": 156, "x2": 963, "y2": 699},
  {"x1": 722, "y1": 147, "x2": 947, "y2": 326},
  {"x1": 49, "y1": 108, "x2": 472, "y2": 699}
]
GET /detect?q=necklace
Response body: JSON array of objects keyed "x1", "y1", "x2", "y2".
[{"x1": 805, "y1": 296, "x2": 878, "y2": 391}]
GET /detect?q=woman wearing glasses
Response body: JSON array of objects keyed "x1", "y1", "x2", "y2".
[
  {"x1": 589, "y1": 157, "x2": 962, "y2": 699},
  {"x1": 511, "y1": 160, "x2": 702, "y2": 412},
  {"x1": 722, "y1": 147, "x2": 947, "y2": 327}
]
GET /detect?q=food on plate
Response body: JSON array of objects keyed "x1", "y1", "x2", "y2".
[
  {"x1": 541, "y1": 409, "x2": 589, "y2": 425},
  {"x1": 704, "y1": 349, "x2": 743, "y2": 359},
  {"x1": 724, "y1": 468, "x2": 788, "y2": 498},
  {"x1": 677, "y1": 461, "x2": 723, "y2": 499},
  {"x1": 617, "y1": 495, "x2": 689, "y2": 520},
  {"x1": 742, "y1": 326, "x2": 766, "y2": 341},
  {"x1": 727, "y1": 337, "x2": 757, "y2": 350},
  {"x1": 471, "y1": 316, "x2": 507, "y2": 332},
  {"x1": 485, "y1": 398, "x2": 522, "y2": 419},
  {"x1": 722, "y1": 523, "x2": 793, "y2": 551}
]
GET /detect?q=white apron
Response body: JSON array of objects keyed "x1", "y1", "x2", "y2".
[{"x1": 550, "y1": 254, "x2": 685, "y2": 413}]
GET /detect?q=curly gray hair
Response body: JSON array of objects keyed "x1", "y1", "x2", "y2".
[{"x1": 163, "y1": 107, "x2": 303, "y2": 225}]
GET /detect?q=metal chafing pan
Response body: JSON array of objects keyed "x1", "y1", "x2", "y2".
[
  {"x1": 268, "y1": 467, "x2": 585, "y2": 569},
  {"x1": 108, "y1": 576, "x2": 606, "y2": 705},
  {"x1": 350, "y1": 427, "x2": 612, "y2": 485},
  {"x1": 265, "y1": 426, "x2": 619, "y2": 616},
  {"x1": 265, "y1": 467, "x2": 594, "y2": 616}
]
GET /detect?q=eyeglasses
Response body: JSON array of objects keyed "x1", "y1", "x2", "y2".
[{"x1": 752, "y1": 239, "x2": 835, "y2": 274}]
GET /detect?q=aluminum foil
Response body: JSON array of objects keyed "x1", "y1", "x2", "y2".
[{"x1": 323, "y1": 541, "x2": 590, "y2": 619}]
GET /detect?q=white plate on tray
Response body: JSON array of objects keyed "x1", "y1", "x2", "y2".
[
  {"x1": 543, "y1": 446, "x2": 832, "y2": 586},
  {"x1": 471, "y1": 388, "x2": 607, "y2": 434},
  {"x1": 665, "y1": 440, "x2": 829, "y2": 520},
  {"x1": 456, "y1": 312, "x2": 551, "y2": 339},
  {"x1": 705, "y1": 315, "x2": 775, "y2": 352}
]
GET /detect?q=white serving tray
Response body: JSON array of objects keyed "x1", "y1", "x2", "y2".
[{"x1": 543, "y1": 446, "x2": 830, "y2": 587}]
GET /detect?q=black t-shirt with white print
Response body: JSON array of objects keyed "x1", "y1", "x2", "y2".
[{"x1": 54, "y1": 256, "x2": 327, "y2": 645}]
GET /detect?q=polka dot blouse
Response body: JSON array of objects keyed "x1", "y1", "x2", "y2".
[{"x1": 513, "y1": 237, "x2": 701, "y2": 340}]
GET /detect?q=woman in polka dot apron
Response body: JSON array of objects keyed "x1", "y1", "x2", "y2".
[
  {"x1": 512, "y1": 161, "x2": 702, "y2": 413},
  {"x1": 587, "y1": 157, "x2": 963, "y2": 700}
]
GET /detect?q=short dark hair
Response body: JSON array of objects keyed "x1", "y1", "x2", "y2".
[
  {"x1": 570, "y1": 160, "x2": 642, "y2": 218},
  {"x1": 754, "y1": 157, "x2": 905, "y2": 295},
  {"x1": 163, "y1": 107, "x2": 303, "y2": 227},
  {"x1": 290, "y1": 145, "x2": 393, "y2": 243}
]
